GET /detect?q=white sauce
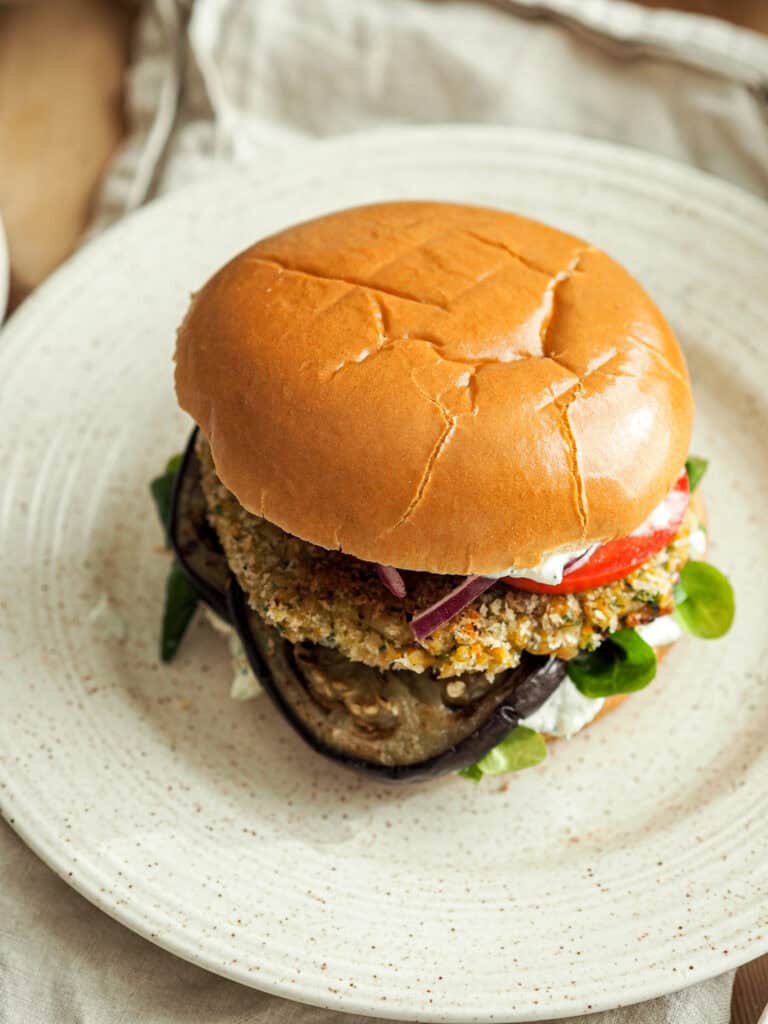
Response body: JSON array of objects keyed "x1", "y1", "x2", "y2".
[
  {"x1": 230, "y1": 661, "x2": 262, "y2": 701},
  {"x1": 520, "y1": 678, "x2": 604, "y2": 739},
  {"x1": 204, "y1": 609, "x2": 262, "y2": 701},
  {"x1": 491, "y1": 471, "x2": 689, "y2": 585},
  {"x1": 486, "y1": 545, "x2": 596, "y2": 586},
  {"x1": 522, "y1": 613, "x2": 685, "y2": 740},
  {"x1": 87, "y1": 593, "x2": 126, "y2": 641},
  {"x1": 688, "y1": 528, "x2": 707, "y2": 560},
  {"x1": 635, "y1": 614, "x2": 683, "y2": 647},
  {"x1": 631, "y1": 485, "x2": 687, "y2": 537}
]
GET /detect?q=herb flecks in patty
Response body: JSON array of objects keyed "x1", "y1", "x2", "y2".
[{"x1": 197, "y1": 436, "x2": 694, "y2": 680}]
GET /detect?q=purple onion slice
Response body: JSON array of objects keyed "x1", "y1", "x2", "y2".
[
  {"x1": 562, "y1": 544, "x2": 599, "y2": 577},
  {"x1": 411, "y1": 574, "x2": 496, "y2": 641},
  {"x1": 377, "y1": 564, "x2": 407, "y2": 599}
]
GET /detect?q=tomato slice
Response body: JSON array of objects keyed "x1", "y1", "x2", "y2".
[{"x1": 505, "y1": 471, "x2": 689, "y2": 595}]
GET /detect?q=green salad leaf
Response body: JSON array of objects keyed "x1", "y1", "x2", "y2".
[
  {"x1": 685, "y1": 455, "x2": 708, "y2": 493},
  {"x1": 150, "y1": 452, "x2": 183, "y2": 543},
  {"x1": 458, "y1": 726, "x2": 547, "y2": 782},
  {"x1": 674, "y1": 560, "x2": 735, "y2": 638},
  {"x1": 151, "y1": 452, "x2": 199, "y2": 662},
  {"x1": 567, "y1": 629, "x2": 656, "y2": 698},
  {"x1": 161, "y1": 560, "x2": 199, "y2": 662}
]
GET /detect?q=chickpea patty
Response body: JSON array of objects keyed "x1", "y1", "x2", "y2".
[{"x1": 197, "y1": 436, "x2": 694, "y2": 680}]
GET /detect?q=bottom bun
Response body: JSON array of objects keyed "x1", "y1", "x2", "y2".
[{"x1": 544, "y1": 641, "x2": 673, "y2": 742}]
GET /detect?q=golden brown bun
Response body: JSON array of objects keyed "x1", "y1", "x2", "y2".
[{"x1": 175, "y1": 201, "x2": 694, "y2": 574}]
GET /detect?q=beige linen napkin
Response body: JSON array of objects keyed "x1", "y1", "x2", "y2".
[{"x1": 4, "y1": 1, "x2": 768, "y2": 1021}]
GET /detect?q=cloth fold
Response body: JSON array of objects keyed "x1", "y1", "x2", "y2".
[
  {"x1": 0, "y1": 824, "x2": 737, "y2": 1022},
  {"x1": 6, "y1": 1, "x2": 768, "y2": 1021}
]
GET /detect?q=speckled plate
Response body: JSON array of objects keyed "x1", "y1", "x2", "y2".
[{"x1": 0, "y1": 128, "x2": 767, "y2": 1022}]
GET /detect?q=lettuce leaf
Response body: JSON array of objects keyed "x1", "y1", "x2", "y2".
[
  {"x1": 567, "y1": 629, "x2": 656, "y2": 698},
  {"x1": 674, "y1": 560, "x2": 735, "y2": 639},
  {"x1": 150, "y1": 452, "x2": 199, "y2": 662},
  {"x1": 150, "y1": 452, "x2": 182, "y2": 544},
  {"x1": 458, "y1": 726, "x2": 547, "y2": 781},
  {"x1": 685, "y1": 455, "x2": 708, "y2": 492}
]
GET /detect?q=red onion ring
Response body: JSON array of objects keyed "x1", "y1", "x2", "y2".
[
  {"x1": 562, "y1": 544, "x2": 599, "y2": 576},
  {"x1": 409, "y1": 471, "x2": 689, "y2": 637},
  {"x1": 411, "y1": 575, "x2": 495, "y2": 642},
  {"x1": 377, "y1": 564, "x2": 407, "y2": 599}
]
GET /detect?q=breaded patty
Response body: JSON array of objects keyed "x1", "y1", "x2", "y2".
[{"x1": 197, "y1": 437, "x2": 694, "y2": 680}]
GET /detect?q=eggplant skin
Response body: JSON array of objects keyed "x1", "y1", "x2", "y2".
[
  {"x1": 170, "y1": 428, "x2": 232, "y2": 623},
  {"x1": 228, "y1": 577, "x2": 566, "y2": 783},
  {"x1": 171, "y1": 426, "x2": 568, "y2": 782}
]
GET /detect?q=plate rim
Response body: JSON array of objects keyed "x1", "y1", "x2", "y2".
[
  {"x1": 1, "y1": 124, "x2": 767, "y2": 1022},
  {"x1": 3, "y1": 121, "x2": 768, "y2": 358}
]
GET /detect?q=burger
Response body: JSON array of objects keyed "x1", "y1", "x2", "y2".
[{"x1": 152, "y1": 201, "x2": 734, "y2": 783}]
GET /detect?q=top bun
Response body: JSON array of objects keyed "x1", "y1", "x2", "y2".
[{"x1": 175, "y1": 201, "x2": 693, "y2": 575}]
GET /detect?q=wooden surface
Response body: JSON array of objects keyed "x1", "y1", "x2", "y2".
[
  {"x1": 0, "y1": 2, "x2": 765, "y2": 1021},
  {"x1": 0, "y1": 0, "x2": 133, "y2": 306},
  {"x1": 638, "y1": 0, "x2": 768, "y2": 31}
]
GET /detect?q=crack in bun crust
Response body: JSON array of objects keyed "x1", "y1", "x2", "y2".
[{"x1": 175, "y1": 201, "x2": 694, "y2": 574}]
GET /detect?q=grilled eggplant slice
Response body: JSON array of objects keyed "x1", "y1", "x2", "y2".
[
  {"x1": 172, "y1": 426, "x2": 568, "y2": 781},
  {"x1": 228, "y1": 578, "x2": 566, "y2": 782},
  {"x1": 169, "y1": 428, "x2": 231, "y2": 622}
]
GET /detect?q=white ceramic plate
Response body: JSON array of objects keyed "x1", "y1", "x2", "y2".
[{"x1": 1, "y1": 128, "x2": 767, "y2": 1022}]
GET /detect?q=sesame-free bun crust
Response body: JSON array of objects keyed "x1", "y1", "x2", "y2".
[{"x1": 175, "y1": 201, "x2": 694, "y2": 574}]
